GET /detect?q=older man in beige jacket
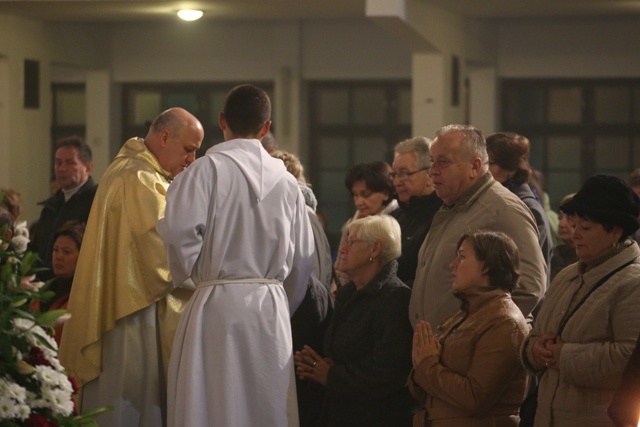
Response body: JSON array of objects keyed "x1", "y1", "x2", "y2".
[{"x1": 409, "y1": 124, "x2": 546, "y2": 329}]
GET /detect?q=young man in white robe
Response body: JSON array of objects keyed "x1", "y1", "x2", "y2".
[{"x1": 158, "y1": 84, "x2": 314, "y2": 427}]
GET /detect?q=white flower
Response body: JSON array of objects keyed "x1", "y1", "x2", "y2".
[
  {"x1": 34, "y1": 365, "x2": 69, "y2": 389},
  {"x1": 15, "y1": 403, "x2": 31, "y2": 420},
  {"x1": 0, "y1": 378, "x2": 29, "y2": 420},
  {"x1": 11, "y1": 221, "x2": 29, "y2": 253},
  {"x1": 41, "y1": 387, "x2": 74, "y2": 416},
  {"x1": 11, "y1": 319, "x2": 63, "y2": 370},
  {"x1": 0, "y1": 395, "x2": 20, "y2": 420},
  {"x1": 20, "y1": 275, "x2": 45, "y2": 291},
  {"x1": 12, "y1": 317, "x2": 36, "y2": 331},
  {"x1": 0, "y1": 377, "x2": 27, "y2": 403}
]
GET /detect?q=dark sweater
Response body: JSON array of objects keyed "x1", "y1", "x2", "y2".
[{"x1": 391, "y1": 193, "x2": 442, "y2": 287}]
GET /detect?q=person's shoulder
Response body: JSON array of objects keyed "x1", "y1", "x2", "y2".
[
  {"x1": 37, "y1": 191, "x2": 60, "y2": 207},
  {"x1": 380, "y1": 275, "x2": 411, "y2": 299},
  {"x1": 484, "y1": 181, "x2": 524, "y2": 205},
  {"x1": 500, "y1": 297, "x2": 529, "y2": 329},
  {"x1": 77, "y1": 179, "x2": 98, "y2": 198},
  {"x1": 480, "y1": 182, "x2": 534, "y2": 219},
  {"x1": 389, "y1": 205, "x2": 403, "y2": 219}
]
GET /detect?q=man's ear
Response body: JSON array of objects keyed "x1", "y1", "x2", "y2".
[
  {"x1": 258, "y1": 120, "x2": 272, "y2": 139},
  {"x1": 85, "y1": 161, "x2": 94, "y2": 174},
  {"x1": 218, "y1": 112, "x2": 228, "y2": 132},
  {"x1": 470, "y1": 157, "x2": 484, "y2": 177},
  {"x1": 158, "y1": 128, "x2": 171, "y2": 147}
]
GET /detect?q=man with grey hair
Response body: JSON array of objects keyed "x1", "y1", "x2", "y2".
[
  {"x1": 390, "y1": 136, "x2": 442, "y2": 287},
  {"x1": 409, "y1": 124, "x2": 546, "y2": 328}
]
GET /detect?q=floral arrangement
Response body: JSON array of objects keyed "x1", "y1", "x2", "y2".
[{"x1": 0, "y1": 220, "x2": 109, "y2": 426}]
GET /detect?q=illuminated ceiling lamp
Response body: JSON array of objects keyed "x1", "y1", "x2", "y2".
[{"x1": 177, "y1": 9, "x2": 204, "y2": 21}]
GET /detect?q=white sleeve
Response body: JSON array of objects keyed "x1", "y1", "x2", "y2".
[{"x1": 157, "y1": 160, "x2": 214, "y2": 285}]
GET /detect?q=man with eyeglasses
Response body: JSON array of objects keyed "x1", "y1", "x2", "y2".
[
  {"x1": 408, "y1": 124, "x2": 546, "y2": 329},
  {"x1": 389, "y1": 136, "x2": 442, "y2": 287}
]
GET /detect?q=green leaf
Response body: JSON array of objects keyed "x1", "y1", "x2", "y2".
[
  {"x1": 12, "y1": 308, "x2": 35, "y2": 321},
  {"x1": 33, "y1": 332, "x2": 57, "y2": 351},
  {"x1": 36, "y1": 309, "x2": 68, "y2": 326}
]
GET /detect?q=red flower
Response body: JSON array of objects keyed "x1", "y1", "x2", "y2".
[
  {"x1": 25, "y1": 413, "x2": 60, "y2": 427},
  {"x1": 27, "y1": 346, "x2": 52, "y2": 367},
  {"x1": 68, "y1": 375, "x2": 79, "y2": 394}
]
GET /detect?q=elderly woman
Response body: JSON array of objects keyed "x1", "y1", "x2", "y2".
[
  {"x1": 523, "y1": 174, "x2": 640, "y2": 427},
  {"x1": 335, "y1": 161, "x2": 398, "y2": 286},
  {"x1": 295, "y1": 214, "x2": 413, "y2": 427},
  {"x1": 410, "y1": 231, "x2": 529, "y2": 427}
]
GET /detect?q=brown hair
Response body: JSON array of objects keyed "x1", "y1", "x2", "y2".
[
  {"x1": 223, "y1": 84, "x2": 271, "y2": 137},
  {"x1": 456, "y1": 231, "x2": 521, "y2": 292},
  {"x1": 56, "y1": 136, "x2": 92, "y2": 164},
  {"x1": 53, "y1": 221, "x2": 86, "y2": 251},
  {"x1": 486, "y1": 132, "x2": 531, "y2": 185},
  {"x1": 344, "y1": 161, "x2": 395, "y2": 203}
]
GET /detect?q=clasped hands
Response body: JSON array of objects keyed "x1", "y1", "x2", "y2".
[
  {"x1": 412, "y1": 320, "x2": 441, "y2": 369},
  {"x1": 294, "y1": 345, "x2": 334, "y2": 385},
  {"x1": 531, "y1": 334, "x2": 564, "y2": 370}
]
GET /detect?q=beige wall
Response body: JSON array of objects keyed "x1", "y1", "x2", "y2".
[
  {"x1": 2, "y1": 10, "x2": 640, "y2": 223},
  {"x1": 0, "y1": 13, "x2": 53, "y2": 225}
]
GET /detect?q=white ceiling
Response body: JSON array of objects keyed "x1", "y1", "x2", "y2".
[{"x1": 1, "y1": 0, "x2": 640, "y2": 23}]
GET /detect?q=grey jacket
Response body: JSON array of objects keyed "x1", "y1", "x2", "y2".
[
  {"x1": 409, "y1": 172, "x2": 546, "y2": 328},
  {"x1": 523, "y1": 240, "x2": 640, "y2": 427}
]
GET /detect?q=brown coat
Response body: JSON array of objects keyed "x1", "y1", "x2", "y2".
[{"x1": 409, "y1": 287, "x2": 529, "y2": 427}]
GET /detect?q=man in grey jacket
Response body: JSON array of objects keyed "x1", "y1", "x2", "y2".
[{"x1": 409, "y1": 124, "x2": 547, "y2": 328}]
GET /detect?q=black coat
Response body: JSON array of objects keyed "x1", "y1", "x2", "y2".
[
  {"x1": 320, "y1": 261, "x2": 413, "y2": 427},
  {"x1": 29, "y1": 177, "x2": 97, "y2": 276},
  {"x1": 390, "y1": 193, "x2": 442, "y2": 287},
  {"x1": 291, "y1": 275, "x2": 334, "y2": 427}
]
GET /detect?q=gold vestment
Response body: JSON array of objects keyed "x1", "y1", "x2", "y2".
[{"x1": 59, "y1": 137, "x2": 192, "y2": 387}]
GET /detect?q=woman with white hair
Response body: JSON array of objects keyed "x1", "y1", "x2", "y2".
[{"x1": 295, "y1": 214, "x2": 414, "y2": 426}]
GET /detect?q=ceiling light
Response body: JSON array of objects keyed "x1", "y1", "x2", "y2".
[{"x1": 177, "y1": 9, "x2": 204, "y2": 21}]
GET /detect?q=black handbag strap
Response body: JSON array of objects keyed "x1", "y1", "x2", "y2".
[{"x1": 557, "y1": 258, "x2": 638, "y2": 337}]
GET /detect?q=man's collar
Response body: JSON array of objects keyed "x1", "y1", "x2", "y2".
[
  {"x1": 62, "y1": 179, "x2": 88, "y2": 202},
  {"x1": 445, "y1": 172, "x2": 494, "y2": 210}
]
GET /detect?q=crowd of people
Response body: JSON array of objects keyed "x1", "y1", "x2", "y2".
[{"x1": 2, "y1": 83, "x2": 640, "y2": 427}]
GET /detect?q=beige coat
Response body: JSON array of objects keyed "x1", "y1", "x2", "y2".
[
  {"x1": 409, "y1": 173, "x2": 547, "y2": 328},
  {"x1": 523, "y1": 240, "x2": 640, "y2": 427},
  {"x1": 409, "y1": 287, "x2": 529, "y2": 427}
]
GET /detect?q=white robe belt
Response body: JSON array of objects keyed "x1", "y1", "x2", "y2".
[{"x1": 198, "y1": 278, "x2": 282, "y2": 288}]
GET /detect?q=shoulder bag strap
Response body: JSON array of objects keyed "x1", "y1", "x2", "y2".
[{"x1": 557, "y1": 259, "x2": 638, "y2": 337}]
